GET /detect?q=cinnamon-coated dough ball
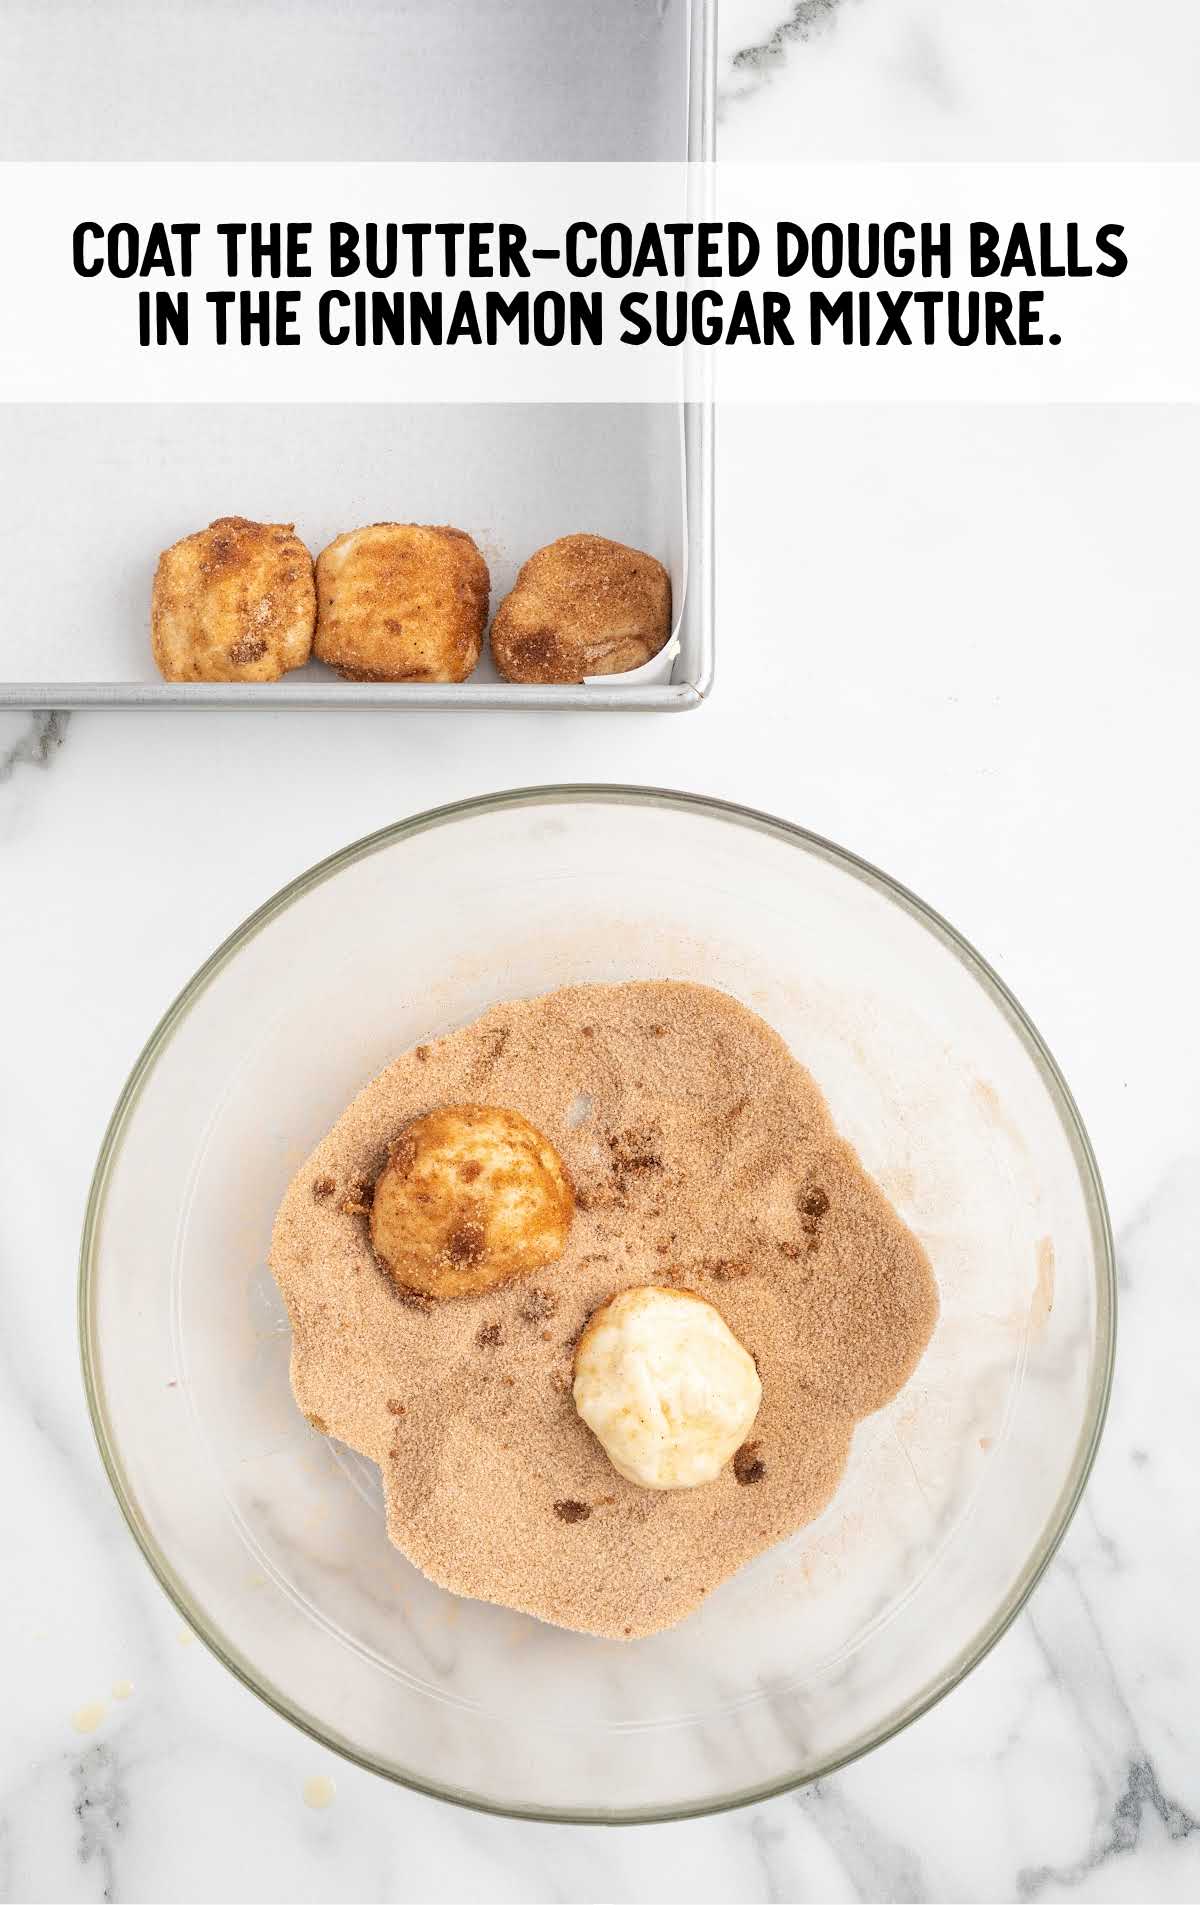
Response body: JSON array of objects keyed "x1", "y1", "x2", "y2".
[
  {"x1": 370, "y1": 1104, "x2": 574, "y2": 1300},
  {"x1": 491, "y1": 533, "x2": 671, "y2": 683},
  {"x1": 573, "y1": 1286, "x2": 762, "y2": 1490},
  {"x1": 151, "y1": 517, "x2": 315, "y2": 682},
  {"x1": 314, "y1": 523, "x2": 489, "y2": 682}
]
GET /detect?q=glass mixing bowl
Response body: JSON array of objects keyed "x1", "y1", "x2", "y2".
[{"x1": 80, "y1": 787, "x2": 1114, "y2": 1821}]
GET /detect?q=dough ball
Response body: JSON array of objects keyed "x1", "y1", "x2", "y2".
[
  {"x1": 491, "y1": 533, "x2": 671, "y2": 683},
  {"x1": 151, "y1": 517, "x2": 315, "y2": 682},
  {"x1": 314, "y1": 522, "x2": 489, "y2": 682},
  {"x1": 369, "y1": 1104, "x2": 574, "y2": 1300},
  {"x1": 573, "y1": 1286, "x2": 762, "y2": 1490}
]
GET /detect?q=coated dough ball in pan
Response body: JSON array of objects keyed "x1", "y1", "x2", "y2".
[
  {"x1": 491, "y1": 533, "x2": 671, "y2": 684},
  {"x1": 315, "y1": 522, "x2": 489, "y2": 683},
  {"x1": 151, "y1": 516, "x2": 315, "y2": 683}
]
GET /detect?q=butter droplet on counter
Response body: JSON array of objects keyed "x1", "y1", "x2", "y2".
[
  {"x1": 71, "y1": 1701, "x2": 106, "y2": 1734},
  {"x1": 303, "y1": 1775, "x2": 336, "y2": 1810},
  {"x1": 176, "y1": 1625, "x2": 195, "y2": 1647},
  {"x1": 112, "y1": 1680, "x2": 135, "y2": 1700}
]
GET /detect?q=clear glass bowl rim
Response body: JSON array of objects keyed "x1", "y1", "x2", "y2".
[{"x1": 79, "y1": 783, "x2": 1116, "y2": 1825}]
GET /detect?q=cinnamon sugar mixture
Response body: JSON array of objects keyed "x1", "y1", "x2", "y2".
[{"x1": 269, "y1": 982, "x2": 938, "y2": 1640}]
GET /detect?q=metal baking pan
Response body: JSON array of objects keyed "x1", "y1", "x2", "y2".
[{"x1": 0, "y1": 0, "x2": 716, "y2": 711}]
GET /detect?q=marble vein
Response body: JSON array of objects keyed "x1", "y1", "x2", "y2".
[
  {"x1": 1005, "y1": 1169, "x2": 1200, "y2": 1899},
  {"x1": 1018, "y1": 1762, "x2": 1197, "y2": 1900},
  {"x1": 0, "y1": 710, "x2": 68, "y2": 784},
  {"x1": 757, "y1": 1779, "x2": 930, "y2": 1903},
  {"x1": 721, "y1": 0, "x2": 847, "y2": 108},
  {"x1": 72, "y1": 1742, "x2": 127, "y2": 1904}
]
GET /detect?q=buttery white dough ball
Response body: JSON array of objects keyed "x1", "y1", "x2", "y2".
[{"x1": 572, "y1": 1286, "x2": 762, "y2": 1490}]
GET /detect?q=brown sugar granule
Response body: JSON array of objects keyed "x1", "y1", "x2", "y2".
[
  {"x1": 554, "y1": 1500, "x2": 592, "y2": 1524},
  {"x1": 706, "y1": 1258, "x2": 750, "y2": 1283},
  {"x1": 520, "y1": 1287, "x2": 559, "y2": 1323},
  {"x1": 386, "y1": 1398, "x2": 406, "y2": 1416},
  {"x1": 340, "y1": 1176, "x2": 373, "y2": 1216},
  {"x1": 312, "y1": 1176, "x2": 336, "y2": 1202},
  {"x1": 477, "y1": 1322, "x2": 503, "y2": 1349},
  {"x1": 609, "y1": 1128, "x2": 662, "y2": 1174},
  {"x1": 733, "y1": 1441, "x2": 767, "y2": 1486},
  {"x1": 391, "y1": 1284, "x2": 431, "y2": 1315},
  {"x1": 800, "y1": 1184, "x2": 830, "y2": 1252},
  {"x1": 801, "y1": 1186, "x2": 829, "y2": 1223},
  {"x1": 269, "y1": 981, "x2": 938, "y2": 1641}
]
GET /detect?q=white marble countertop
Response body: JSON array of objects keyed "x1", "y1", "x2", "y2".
[{"x1": 3, "y1": 4, "x2": 1199, "y2": 1900}]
